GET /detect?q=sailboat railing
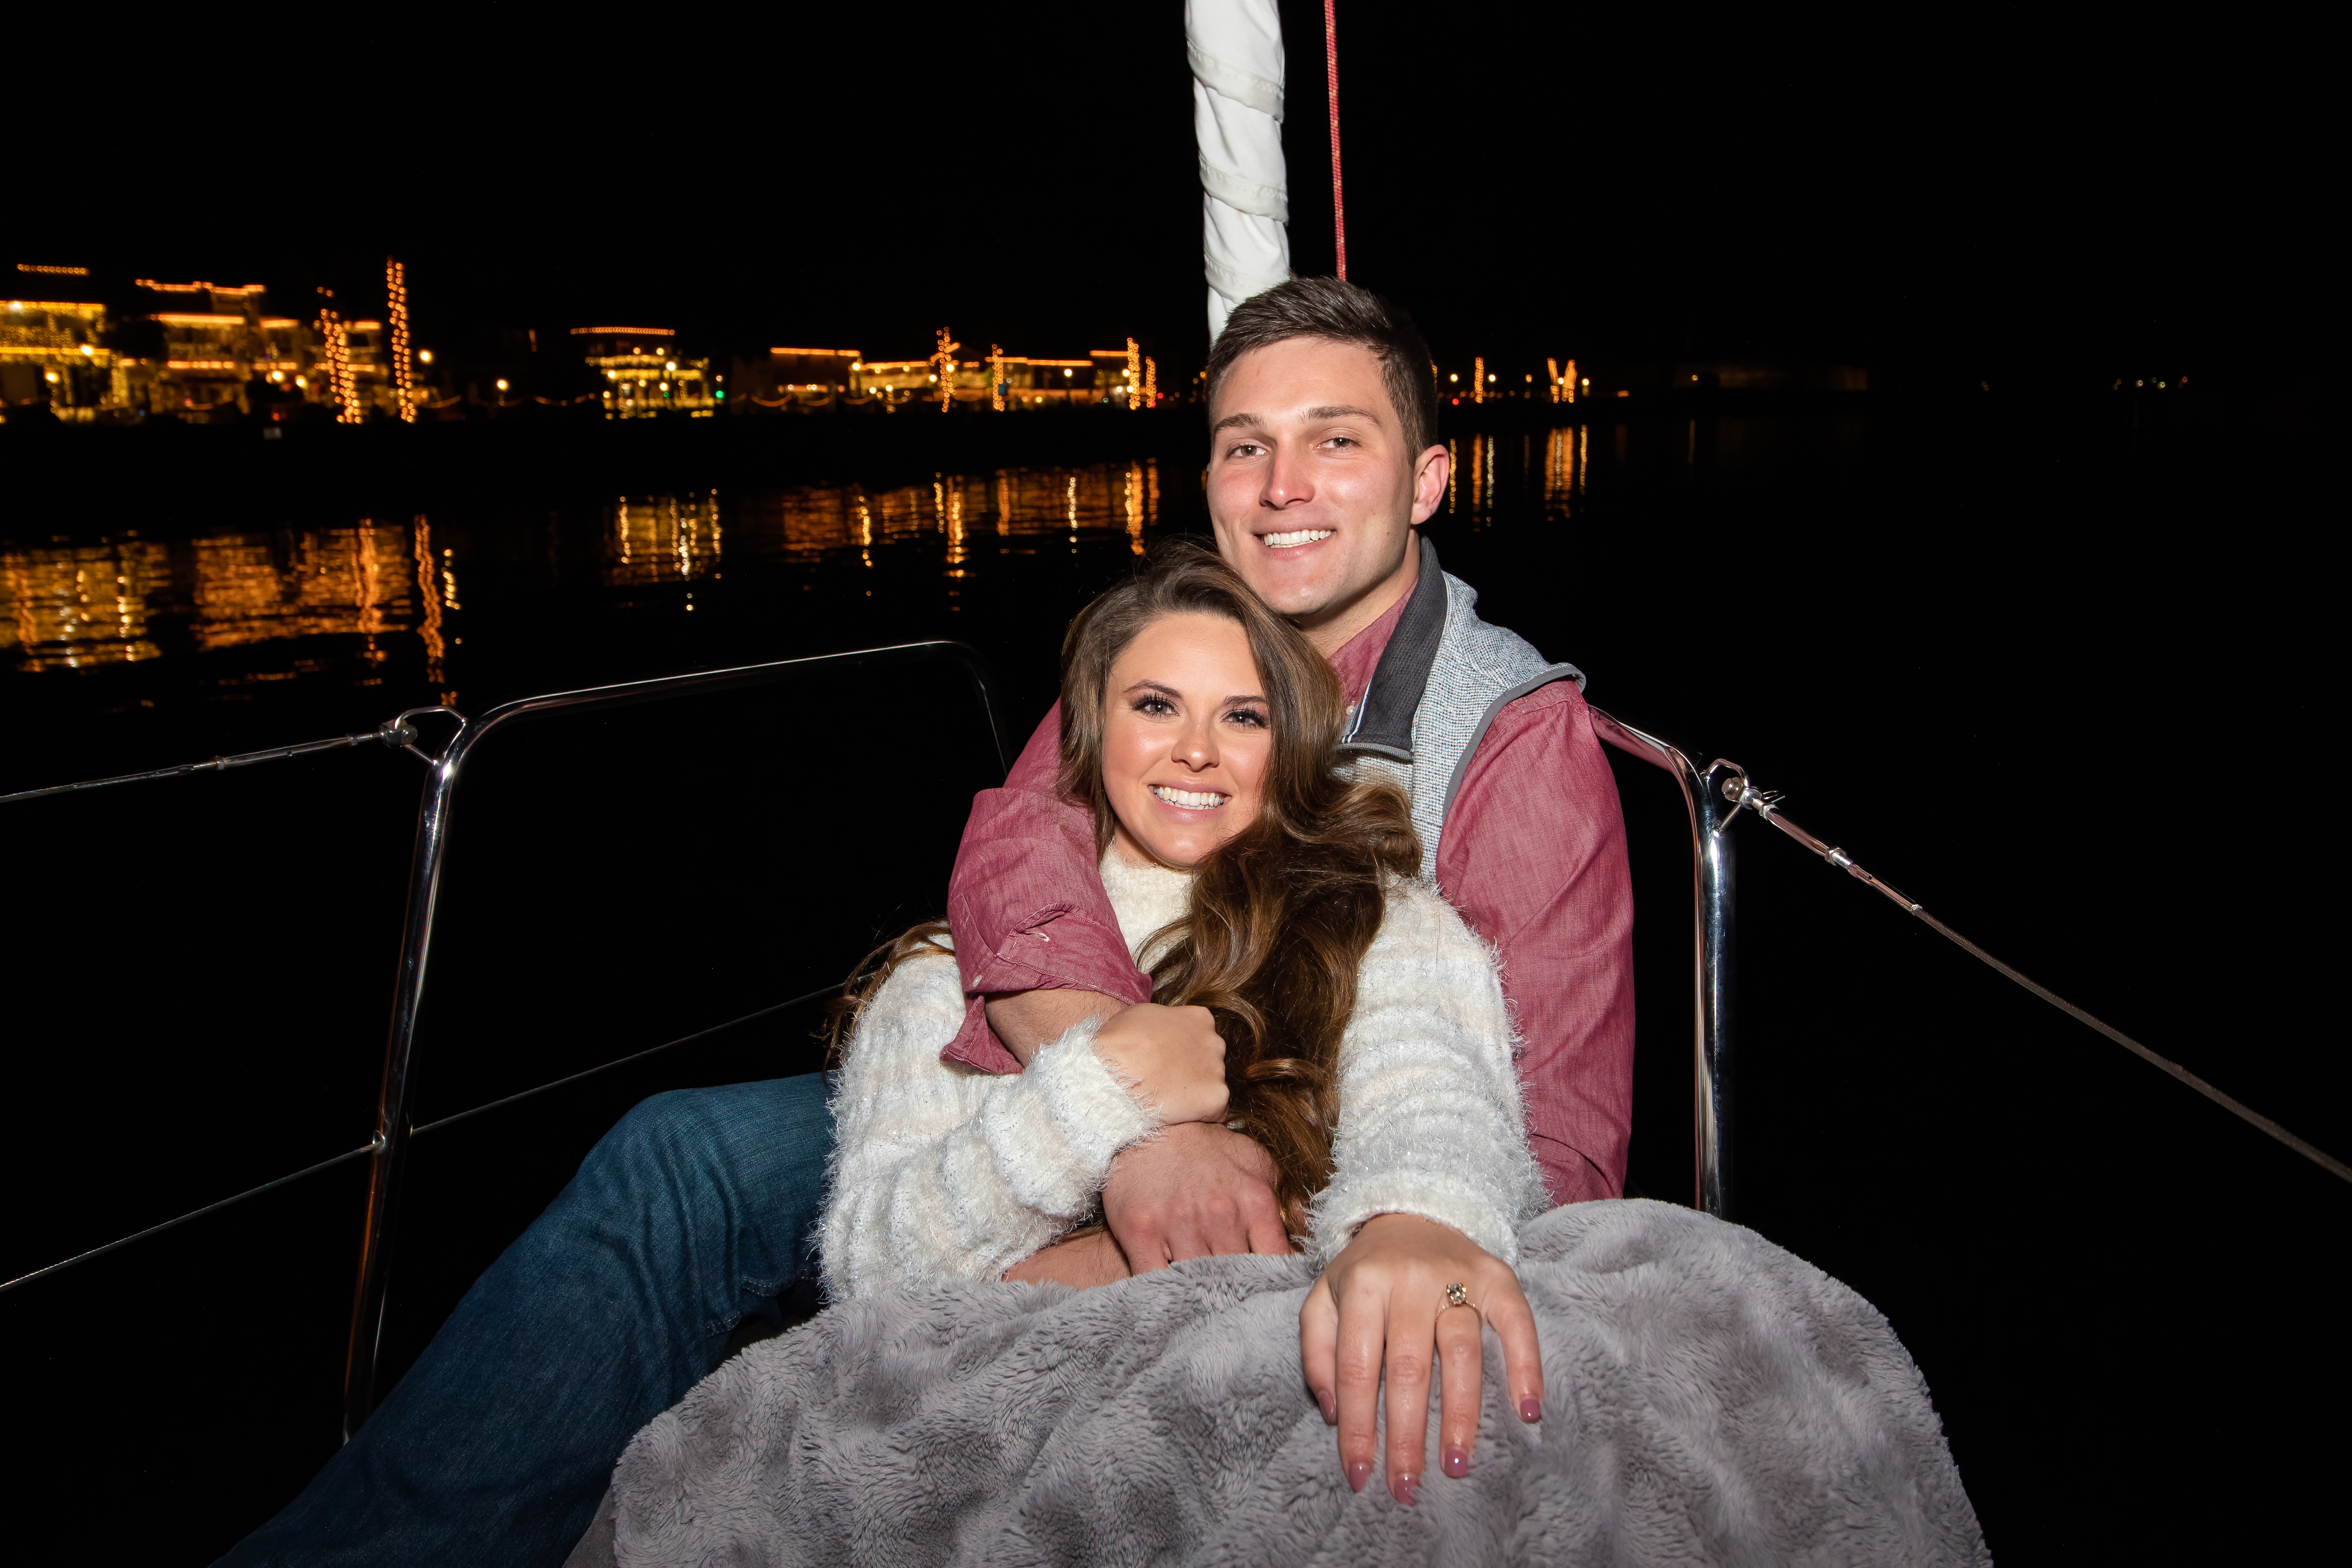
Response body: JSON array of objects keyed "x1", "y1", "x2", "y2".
[
  {"x1": 341, "y1": 640, "x2": 1015, "y2": 1440},
  {"x1": 1587, "y1": 709, "x2": 1736, "y2": 1222}
]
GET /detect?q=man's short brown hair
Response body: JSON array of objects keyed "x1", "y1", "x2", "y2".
[{"x1": 1205, "y1": 277, "x2": 1441, "y2": 457}]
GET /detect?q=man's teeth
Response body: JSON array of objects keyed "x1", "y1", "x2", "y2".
[
  {"x1": 1152, "y1": 786, "x2": 1230, "y2": 809},
  {"x1": 1261, "y1": 529, "x2": 1334, "y2": 548}
]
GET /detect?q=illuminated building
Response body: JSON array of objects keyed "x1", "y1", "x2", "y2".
[
  {"x1": 2, "y1": 266, "x2": 122, "y2": 419},
  {"x1": 125, "y1": 280, "x2": 397, "y2": 419},
  {"x1": 387, "y1": 259, "x2": 416, "y2": 423},
  {"x1": 575, "y1": 326, "x2": 717, "y2": 418},
  {"x1": 764, "y1": 346, "x2": 861, "y2": 405},
  {"x1": 1472, "y1": 355, "x2": 1485, "y2": 404},
  {"x1": 850, "y1": 341, "x2": 1156, "y2": 409}
]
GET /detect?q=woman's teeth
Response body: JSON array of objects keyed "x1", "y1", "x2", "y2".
[
  {"x1": 1152, "y1": 786, "x2": 1229, "y2": 809},
  {"x1": 1261, "y1": 529, "x2": 1334, "y2": 548}
]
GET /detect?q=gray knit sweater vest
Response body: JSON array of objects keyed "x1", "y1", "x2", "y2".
[{"x1": 1339, "y1": 537, "x2": 1585, "y2": 881}]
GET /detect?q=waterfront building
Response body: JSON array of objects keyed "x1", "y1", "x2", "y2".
[
  {"x1": 2, "y1": 267, "x2": 123, "y2": 419},
  {"x1": 844, "y1": 336, "x2": 1157, "y2": 410},
  {"x1": 575, "y1": 326, "x2": 718, "y2": 417}
]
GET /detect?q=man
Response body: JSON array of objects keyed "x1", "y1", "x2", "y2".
[
  {"x1": 949, "y1": 278, "x2": 1633, "y2": 1262},
  {"x1": 220, "y1": 278, "x2": 1631, "y2": 1566}
]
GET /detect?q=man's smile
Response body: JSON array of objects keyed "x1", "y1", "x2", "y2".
[{"x1": 1258, "y1": 528, "x2": 1335, "y2": 549}]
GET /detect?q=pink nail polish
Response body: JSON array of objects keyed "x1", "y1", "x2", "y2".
[
  {"x1": 1393, "y1": 1473, "x2": 1419, "y2": 1506},
  {"x1": 1520, "y1": 1396, "x2": 1544, "y2": 1424},
  {"x1": 1318, "y1": 1393, "x2": 1336, "y2": 1425},
  {"x1": 1443, "y1": 1448, "x2": 1469, "y2": 1477},
  {"x1": 1347, "y1": 1459, "x2": 1372, "y2": 1492}
]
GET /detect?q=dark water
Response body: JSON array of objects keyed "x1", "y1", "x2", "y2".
[{"x1": 3, "y1": 401, "x2": 2341, "y2": 1560}]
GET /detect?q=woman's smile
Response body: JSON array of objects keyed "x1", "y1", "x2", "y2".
[{"x1": 1150, "y1": 785, "x2": 1231, "y2": 810}]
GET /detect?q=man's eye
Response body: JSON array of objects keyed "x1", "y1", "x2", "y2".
[
  {"x1": 1325, "y1": 435, "x2": 1356, "y2": 449},
  {"x1": 1227, "y1": 442, "x2": 1264, "y2": 458}
]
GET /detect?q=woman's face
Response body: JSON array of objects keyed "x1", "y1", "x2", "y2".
[{"x1": 1101, "y1": 611, "x2": 1273, "y2": 867}]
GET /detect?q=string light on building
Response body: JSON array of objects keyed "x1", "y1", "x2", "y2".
[
  {"x1": 317, "y1": 290, "x2": 360, "y2": 424},
  {"x1": 1546, "y1": 357, "x2": 1559, "y2": 404},
  {"x1": 1125, "y1": 337, "x2": 1141, "y2": 411},
  {"x1": 1472, "y1": 356, "x2": 1485, "y2": 405},
  {"x1": 1143, "y1": 356, "x2": 1157, "y2": 408},
  {"x1": 933, "y1": 327, "x2": 961, "y2": 412},
  {"x1": 387, "y1": 258, "x2": 416, "y2": 423},
  {"x1": 990, "y1": 344, "x2": 1007, "y2": 412},
  {"x1": 1564, "y1": 358, "x2": 1577, "y2": 404}
]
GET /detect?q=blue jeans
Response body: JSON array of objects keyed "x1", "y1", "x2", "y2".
[{"x1": 219, "y1": 1074, "x2": 835, "y2": 1567}]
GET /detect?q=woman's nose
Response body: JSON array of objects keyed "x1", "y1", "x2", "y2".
[{"x1": 1173, "y1": 717, "x2": 1219, "y2": 770}]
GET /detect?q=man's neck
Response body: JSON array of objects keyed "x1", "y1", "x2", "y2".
[{"x1": 1295, "y1": 530, "x2": 1420, "y2": 657}]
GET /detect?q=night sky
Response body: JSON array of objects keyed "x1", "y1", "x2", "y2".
[{"x1": 44, "y1": 4, "x2": 2322, "y2": 391}]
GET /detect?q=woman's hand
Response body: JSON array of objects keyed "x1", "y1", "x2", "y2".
[
  {"x1": 1299, "y1": 1213, "x2": 1543, "y2": 1505},
  {"x1": 1003, "y1": 1226, "x2": 1134, "y2": 1288},
  {"x1": 1092, "y1": 1002, "x2": 1228, "y2": 1125}
]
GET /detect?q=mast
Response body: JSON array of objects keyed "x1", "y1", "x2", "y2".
[{"x1": 1186, "y1": 0, "x2": 1289, "y2": 342}]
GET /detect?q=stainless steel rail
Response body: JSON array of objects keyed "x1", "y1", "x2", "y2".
[
  {"x1": 1586, "y1": 707, "x2": 1738, "y2": 1221},
  {"x1": 341, "y1": 641, "x2": 1013, "y2": 1439}
]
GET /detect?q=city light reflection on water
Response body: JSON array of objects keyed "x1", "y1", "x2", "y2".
[
  {"x1": 0, "y1": 459, "x2": 1178, "y2": 689},
  {"x1": 3, "y1": 423, "x2": 1627, "y2": 717}
]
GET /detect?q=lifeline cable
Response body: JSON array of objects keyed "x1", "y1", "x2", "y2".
[
  {"x1": 1325, "y1": 0, "x2": 1348, "y2": 279},
  {"x1": 0, "y1": 708, "x2": 459, "y2": 805},
  {"x1": 0, "y1": 985, "x2": 844, "y2": 1296},
  {"x1": 1724, "y1": 777, "x2": 2352, "y2": 1185}
]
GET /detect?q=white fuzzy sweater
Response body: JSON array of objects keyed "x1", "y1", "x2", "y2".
[{"x1": 819, "y1": 855, "x2": 1547, "y2": 1298}]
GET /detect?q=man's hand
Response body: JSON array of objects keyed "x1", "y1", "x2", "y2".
[
  {"x1": 1090, "y1": 1003, "x2": 1228, "y2": 1125},
  {"x1": 1003, "y1": 1227, "x2": 1134, "y2": 1289},
  {"x1": 989, "y1": 990, "x2": 1230, "y2": 1127},
  {"x1": 1298, "y1": 1213, "x2": 1544, "y2": 1506},
  {"x1": 1102, "y1": 1121, "x2": 1291, "y2": 1269}
]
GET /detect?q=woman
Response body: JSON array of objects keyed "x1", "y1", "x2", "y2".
[
  {"x1": 821, "y1": 541, "x2": 1548, "y2": 1496},
  {"x1": 574, "y1": 548, "x2": 1985, "y2": 1566}
]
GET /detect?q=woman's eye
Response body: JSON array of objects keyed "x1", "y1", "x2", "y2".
[
  {"x1": 1228, "y1": 707, "x2": 1269, "y2": 729},
  {"x1": 1133, "y1": 696, "x2": 1176, "y2": 717}
]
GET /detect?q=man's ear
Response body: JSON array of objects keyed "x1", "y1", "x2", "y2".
[{"x1": 1409, "y1": 444, "x2": 1449, "y2": 527}]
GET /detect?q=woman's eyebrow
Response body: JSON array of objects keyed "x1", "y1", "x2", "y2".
[
  {"x1": 1224, "y1": 693, "x2": 1269, "y2": 708},
  {"x1": 1123, "y1": 680, "x2": 1182, "y2": 698}
]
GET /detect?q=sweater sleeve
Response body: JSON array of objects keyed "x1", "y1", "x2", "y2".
[
  {"x1": 820, "y1": 948, "x2": 1161, "y2": 1299},
  {"x1": 1308, "y1": 879, "x2": 1550, "y2": 1269}
]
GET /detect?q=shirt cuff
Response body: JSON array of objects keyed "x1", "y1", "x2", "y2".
[{"x1": 975, "y1": 1015, "x2": 1161, "y2": 1218}]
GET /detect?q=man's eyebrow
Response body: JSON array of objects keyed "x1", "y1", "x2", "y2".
[
  {"x1": 1210, "y1": 410, "x2": 1270, "y2": 437},
  {"x1": 1305, "y1": 404, "x2": 1384, "y2": 423}
]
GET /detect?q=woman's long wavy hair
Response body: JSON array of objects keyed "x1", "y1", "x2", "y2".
[
  {"x1": 1060, "y1": 542, "x2": 1419, "y2": 1225},
  {"x1": 829, "y1": 542, "x2": 1419, "y2": 1232}
]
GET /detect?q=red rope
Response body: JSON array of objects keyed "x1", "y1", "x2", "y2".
[{"x1": 1324, "y1": 0, "x2": 1347, "y2": 279}]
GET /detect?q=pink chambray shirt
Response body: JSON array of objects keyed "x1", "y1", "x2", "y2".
[{"x1": 942, "y1": 585, "x2": 1637, "y2": 1206}]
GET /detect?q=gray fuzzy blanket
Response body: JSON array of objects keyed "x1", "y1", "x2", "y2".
[{"x1": 569, "y1": 1200, "x2": 1986, "y2": 1566}]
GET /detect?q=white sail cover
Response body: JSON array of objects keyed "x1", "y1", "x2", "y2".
[{"x1": 1188, "y1": 0, "x2": 1289, "y2": 343}]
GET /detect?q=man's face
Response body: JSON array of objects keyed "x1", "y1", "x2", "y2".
[{"x1": 1205, "y1": 337, "x2": 1446, "y2": 636}]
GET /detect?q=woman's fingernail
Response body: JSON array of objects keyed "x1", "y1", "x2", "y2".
[
  {"x1": 1393, "y1": 1473, "x2": 1419, "y2": 1506},
  {"x1": 1347, "y1": 1459, "x2": 1372, "y2": 1492},
  {"x1": 1443, "y1": 1446, "x2": 1470, "y2": 1476},
  {"x1": 1319, "y1": 1393, "x2": 1336, "y2": 1425},
  {"x1": 1519, "y1": 1396, "x2": 1544, "y2": 1424}
]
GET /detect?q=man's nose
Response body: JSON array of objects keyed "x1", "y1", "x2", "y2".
[{"x1": 1262, "y1": 442, "x2": 1314, "y2": 509}]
